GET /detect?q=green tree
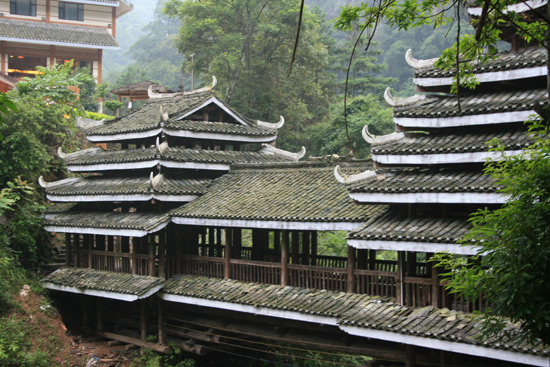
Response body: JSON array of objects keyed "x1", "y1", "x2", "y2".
[{"x1": 436, "y1": 120, "x2": 550, "y2": 344}]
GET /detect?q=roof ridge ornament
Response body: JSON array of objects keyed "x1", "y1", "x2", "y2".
[
  {"x1": 57, "y1": 146, "x2": 103, "y2": 159},
  {"x1": 182, "y1": 76, "x2": 217, "y2": 95},
  {"x1": 405, "y1": 49, "x2": 438, "y2": 68},
  {"x1": 148, "y1": 171, "x2": 154, "y2": 189},
  {"x1": 257, "y1": 115, "x2": 285, "y2": 130},
  {"x1": 38, "y1": 176, "x2": 80, "y2": 189},
  {"x1": 57, "y1": 146, "x2": 67, "y2": 159},
  {"x1": 148, "y1": 85, "x2": 178, "y2": 99},
  {"x1": 152, "y1": 172, "x2": 163, "y2": 189},
  {"x1": 260, "y1": 144, "x2": 306, "y2": 161},
  {"x1": 333, "y1": 165, "x2": 376, "y2": 184},
  {"x1": 159, "y1": 105, "x2": 169, "y2": 122},
  {"x1": 362, "y1": 125, "x2": 405, "y2": 146},
  {"x1": 156, "y1": 137, "x2": 169, "y2": 155},
  {"x1": 384, "y1": 87, "x2": 434, "y2": 107}
]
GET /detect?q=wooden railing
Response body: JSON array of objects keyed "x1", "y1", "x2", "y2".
[
  {"x1": 231, "y1": 259, "x2": 281, "y2": 285},
  {"x1": 182, "y1": 255, "x2": 224, "y2": 278},
  {"x1": 288, "y1": 264, "x2": 347, "y2": 291},
  {"x1": 315, "y1": 255, "x2": 348, "y2": 268},
  {"x1": 355, "y1": 269, "x2": 397, "y2": 298},
  {"x1": 76, "y1": 250, "x2": 151, "y2": 275}
]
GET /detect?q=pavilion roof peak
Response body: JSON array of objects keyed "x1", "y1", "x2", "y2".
[
  {"x1": 148, "y1": 76, "x2": 217, "y2": 100},
  {"x1": 259, "y1": 144, "x2": 306, "y2": 161},
  {"x1": 405, "y1": 49, "x2": 438, "y2": 69},
  {"x1": 334, "y1": 165, "x2": 377, "y2": 184},
  {"x1": 362, "y1": 125, "x2": 405, "y2": 146},
  {"x1": 383, "y1": 87, "x2": 438, "y2": 107}
]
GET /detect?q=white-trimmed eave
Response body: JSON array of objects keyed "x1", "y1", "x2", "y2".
[
  {"x1": 349, "y1": 192, "x2": 507, "y2": 204},
  {"x1": 0, "y1": 37, "x2": 119, "y2": 50},
  {"x1": 175, "y1": 97, "x2": 248, "y2": 126},
  {"x1": 468, "y1": 0, "x2": 547, "y2": 16},
  {"x1": 171, "y1": 217, "x2": 365, "y2": 231},
  {"x1": 45, "y1": 193, "x2": 199, "y2": 203},
  {"x1": 163, "y1": 128, "x2": 276, "y2": 143},
  {"x1": 62, "y1": 0, "x2": 119, "y2": 7},
  {"x1": 372, "y1": 149, "x2": 524, "y2": 165},
  {"x1": 395, "y1": 110, "x2": 536, "y2": 129},
  {"x1": 340, "y1": 325, "x2": 550, "y2": 367},
  {"x1": 44, "y1": 220, "x2": 169, "y2": 237},
  {"x1": 66, "y1": 160, "x2": 158, "y2": 172},
  {"x1": 86, "y1": 128, "x2": 161, "y2": 143},
  {"x1": 158, "y1": 293, "x2": 338, "y2": 326},
  {"x1": 41, "y1": 282, "x2": 163, "y2": 302},
  {"x1": 414, "y1": 66, "x2": 546, "y2": 87},
  {"x1": 160, "y1": 160, "x2": 230, "y2": 171},
  {"x1": 347, "y1": 239, "x2": 480, "y2": 256}
]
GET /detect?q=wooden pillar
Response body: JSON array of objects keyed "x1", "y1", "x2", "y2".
[
  {"x1": 347, "y1": 246, "x2": 356, "y2": 293},
  {"x1": 291, "y1": 231, "x2": 299, "y2": 264},
  {"x1": 357, "y1": 249, "x2": 368, "y2": 269},
  {"x1": 302, "y1": 232, "x2": 310, "y2": 265},
  {"x1": 86, "y1": 234, "x2": 93, "y2": 268},
  {"x1": 176, "y1": 227, "x2": 183, "y2": 274},
  {"x1": 130, "y1": 237, "x2": 137, "y2": 275},
  {"x1": 140, "y1": 300, "x2": 147, "y2": 341},
  {"x1": 65, "y1": 233, "x2": 71, "y2": 267},
  {"x1": 97, "y1": 49, "x2": 102, "y2": 84},
  {"x1": 157, "y1": 299, "x2": 165, "y2": 345},
  {"x1": 45, "y1": 0, "x2": 50, "y2": 22},
  {"x1": 281, "y1": 230, "x2": 289, "y2": 286},
  {"x1": 224, "y1": 229, "x2": 232, "y2": 279},
  {"x1": 158, "y1": 231, "x2": 166, "y2": 279},
  {"x1": 431, "y1": 262, "x2": 441, "y2": 308},
  {"x1": 368, "y1": 250, "x2": 377, "y2": 270},
  {"x1": 232, "y1": 228, "x2": 242, "y2": 259},
  {"x1": 396, "y1": 251, "x2": 405, "y2": 306},
  {"x1": 96, "y1": 298, "x2": 104, "y2": 331},
  {"x1": 107, "y1": 235, "x2": 114, "y2": 252},
  {"x1": 406, "y1": 345, "x2": 416, "y2": 367},
  {"x1": 148, "y1": 235, "x2": 155, "y2": 276},
  {"x1": 0, "y1": 41, "x2": 6, "y2": 75},
  {"x1": 73, "y1": 234, "x2": 79, "y2": 267},
  {"x1": 82, "y1": 296, "x2": 90, "y2": 329},
  {"x1": 121, "y1": 236, "x2": 130, "y2": 253},
  {"x1": 208, "y1": 228, "x2": 215, "y2": 257},
  {"x1": 216, "y1": 227, "x2": 222, "y2": 255},
  {"x1": 407, "y1": 252, "x2": 417, "y2": 277},
  {"x1": 274, "y1": 230, "x2": 281, "y2": 252},
  {"x1": 311, "y1": 231, "x2": 317, "y2": 266},
  {"x1": 49, "y1": 45, "x2": 55, "y2": 68}
]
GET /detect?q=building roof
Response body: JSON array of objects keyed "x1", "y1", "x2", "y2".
[
  {"x1": 371, "y1": 127, "x2": 534, "y2": 165},
  {"x1": 346, "y1": 167, "x2": 505, "y2": 204},
  {"x1": 63, "y1": 146, "x2": 297, "y2": 172},
  {"x1": 394, "y1": 89, "x2": 546, "y2": 120},
  {"x1": 43, "y1": 175, "x2": 211, "y2": 202},
  {"x1": 86, "y1": 91, "x2": 276, "y2": 143},
  {"x1": 347, "y1": 211, "x2": 477, "y2": 254},
  {"x1": 42, "y1": 268, "x2": 163, "y2": 302},
  {"x1": 44, "y1": 210, "x2": 171, "y2": 237},
  {"x1": 0, "y1": 18, "x2": 118, "y2": 49},
  {"x1": 110, "y1": 81, "x2": 173, "y2": 96},
  {"x1": 171, "y1": 161, "x2": 386, "y2": 230},
  {"x1": 160, "y1": 275, "x2": 550, "y2": 364},
  {"x1": 414, "y1": 47, "x2": 546, "y2": 80}
]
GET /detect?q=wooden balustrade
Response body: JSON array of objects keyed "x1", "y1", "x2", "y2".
[
  {"x1": 182, "y1": 255, "x2": 225, "y2": 278},
  {"x1": 404, "y1": 276, "x2": 432, "y2": 307},
  {"x1": 78, "y1": 250, "x2": 152, "y2": 275},
  {"x1": 288, "y1": 264, "x2": 347, "y2": 292},
  {"x1": 231, "y1": 259, "x2": 281, "y2": 285},
  {"x1": 315, "y1": 255, "x2": 348, "y2": 268},
  {"x1": 355, "y1": 269, "x2": 397, "y2": 298}
]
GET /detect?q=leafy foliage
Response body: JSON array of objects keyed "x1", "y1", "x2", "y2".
[{"x1": 437, "y1": 119, "x2": 550, "y2": 344}]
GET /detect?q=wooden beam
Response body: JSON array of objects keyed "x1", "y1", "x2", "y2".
[
  {"x1": 141, "y1": 300, "x2": 147, "y2": 342},
  {"x1": 158, "y1": 299, "x2": 166, "y2": 345},
  {"x1": 130, "y1": 237, "x2": 137, "y2": 275},
  {"x1": 347, "y1": 246, "x2": 356, "y2": 293},
  {"x1": 45, "y1": 0, "x2": 50, "y2": 22},
  {"x1": 311, "y1": 231, "x2": 317, "y2": 266},
  {"x1": 65, "y1": 233, "x2": 71, "y2": 267},
  {"x1": 224, "y1": 229, "x2": 232, "y2": 279},
  {"x1": 176, "y1": 227, "x2": 183, "y2": 274},
  {"x1": 159, "y1": 231, "x2": 166, "y2": 279},
  {"x1": 148, "y1": 234, "x2": 155, "y2": 276},
  {"x1": 94, "y1": 331, "x2": 170, "y2": 353},
  {"x1": 86, "y1": 234, "x2": 93, "y2": 268},
  {"x1": 302, "y1": 232, "x2": 310, "y2": 265},
  {"x1": 432, "y1": 262, "x2": 441, "y2": 308},
  {"x1": 281, "y1": 230, "x2": 289, "y2": 286},
  {"x1": 396, "y1": 251, "x2": 405, "y2": 306}
]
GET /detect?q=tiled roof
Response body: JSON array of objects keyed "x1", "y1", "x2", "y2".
[
  {"x1": 44, "y1": 202, "x2": 77, "y2": 214},
  {"x1": 172, "y1": 161, "x2": 385, "y2": 223},
  {"x1": 44, "y1": 175, "x2": 211, "y2": 197},
  {"x1": 110, "y1": 81, "x2": 173, "y2": 95},
  {"x1": 42, "y1": 268, "x2": 163, "y2": 297},
  {"x1": 86, "y1": 92, "x2": 212, "y2": 137},
  {"x1": 0, "y1": 18, "x2": 118, "y2": 48},
  {"x1": 348, "y1": 211, "x2": 471, "y2": 244},
  {"x1": 347, "y1": 167, "x2": 499, "y2": 194},
  {"x1": 164, "y1": 120, "x2": 274, "y2": 136},
  {"x1": 44, "y1": 211, "x2": 170, "y2": 232},
  {"x1": 64, "y1": 147, "x2": 295, "y2": 168},
  {"x1": 161, "y1": 275, "x2": 549, "y2": 357},
  {"x1": 394, "y1": 89, "x2": 546, "y2": 118},
  {"x1": 414, "y1": 47, "x2": 545, "y2": 78},
  {"x1": 372, "y1": 127, "x2": 533, "y2": 155}
]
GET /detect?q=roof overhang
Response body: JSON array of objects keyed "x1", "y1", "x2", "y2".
[
  {"x1": 341, "y1": 325, "x2": 550, "y2": 367},
  {"x1": 372, "y1": 150, "x2": 524, "y2": 165},
  {"x1": 66, "y1": 160, "x2": 158, "y2": 172},
  {"x1": 44, "y1": 220, "x2": 169, "y2": 237},
  {"x1": 163, "y1": 128, "x2": 276, "y2": 143},
  {"x1": 468, "y1": 0, "x2": 547, "y2": 16},
  {"x1": 395, "y1": 110, "x2": 536, "y2": 129},
  {"x1": 414, "y1": 66, "x2": 546, "y2": 87},
  {"x1": 0, "y1": 37, "x2": 119, "y2": 50},
  {"x1": 46, "y1": 193, "x2": 199, "y2": 203},
  {"x1": 42, "y1": 282, "x2": 162, "y2": 302},
  {"x1": 171, "y1": 217, "x2": 364, "y2": 231},
  {"x1": 347, "y1": 239, "x2": 480, "y2": 255},
  {"x1": 87, "y1": 128, "x2": 162, "y2": 142},
  {"x1": 349, "y1": 192, "x2": 507, "y2": 204},
  {"x1": 161, "y1": 161, "x2": 230, "y2": 171}
]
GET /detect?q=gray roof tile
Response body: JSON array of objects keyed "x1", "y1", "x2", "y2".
[
  {"x1": 44, "y1": 210, "x2": 170, "y2": 232},
  {"x1": 0, "y1": 18, "x2": 118, "y2": 48}
]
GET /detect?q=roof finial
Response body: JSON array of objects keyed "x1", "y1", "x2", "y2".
[
  {"x1": 260, "y1": 144, "x2": 305, "y2": 161},
  {"x1": 362, "y1": 125, "x2": 405, "y2": 146},
  {"x1": 159, "y1": 105, "x2": 169, "y2": 122},
  {"x1": 183, "y1": 75, "x2": 217, "y2": 95},
  {"x1": 57, "y1": 147, "x2": 67, "y2": 159},
  {"x1": 257, "y1": 115, "x2": 285, "y2": 130},
  {"x1": 384, "y1": 87, "x2": 434, "y2": 107},
  {"x1": 333, "y1": 165, "x2": 377, "y2": 184},
  {"x1": 148, "y1": 85, "x2": 178, "y2": 99},
  {"x1": 405, "y1": 49, "x2": 438, "y2": 68},
  {"x1": 38, "y1": 176, "x2": 50, "y2": 189}
]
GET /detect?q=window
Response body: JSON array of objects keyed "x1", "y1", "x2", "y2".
[
  {"x1": 8, "y1": 55, "x2": 47, "y2": 78},
  {"x1": 59, "y1": 2, "x2": 84, "y2": 21},
  {"x1": 10, "y1": 0, "x2": 37, "y2": 16}
]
